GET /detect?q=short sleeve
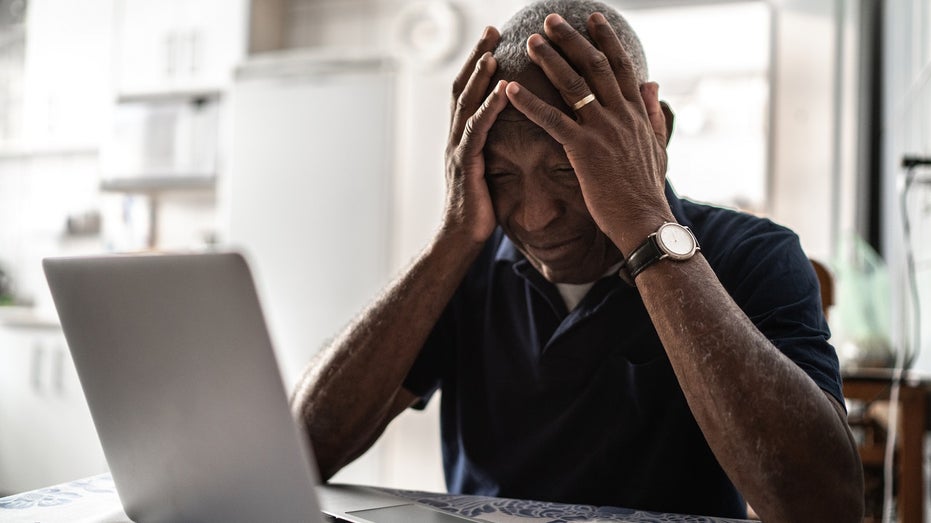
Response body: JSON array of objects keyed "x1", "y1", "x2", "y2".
[
  {"x1": 401, "y1": 231, "x2": 503, "y2": 410},
  {"x1": 402, "y1": 302, "x2": 454, "y2": 410},
  {"x1": 708, "y1": 222, "x2": 844, "y2": 409}
]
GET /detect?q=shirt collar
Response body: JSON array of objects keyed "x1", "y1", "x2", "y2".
[{"x1": 494, "y1": 232, "x2": 523, "y2": 264}]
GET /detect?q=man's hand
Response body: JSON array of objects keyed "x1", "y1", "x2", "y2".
[
  {"x1": 504, "y1": 13, "x2": 671, "y2": 253},
  {"x1": 443, "y1": 27, "x2": 510, "y2": 245}
]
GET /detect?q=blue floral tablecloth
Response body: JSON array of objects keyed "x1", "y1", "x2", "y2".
[
  {"x1": 0, "y1": 474, "x2": 752, "y2": 523},
  {"x1": 0, "y1": 474, "x2": 128, "y2": 522},
  {"x1": 380, "y1": 489, "x2": 752, "y2": 523}
]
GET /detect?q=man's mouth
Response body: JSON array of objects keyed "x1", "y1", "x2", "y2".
[{"x1": 524, "y1": 235, "x2": 582, "y2": 264}]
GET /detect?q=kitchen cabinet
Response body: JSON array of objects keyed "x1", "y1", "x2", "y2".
[
  {"x1": 0, "y1": 316, "x2": 107, "y2": 496},
  {"x1": 106, "y1": 0, "x2": 248, "y2": 250},
  {"x1": 0, "y1": 24, "x2": 25, "y2": 149},
  {"x1": 113, "y1": 0, "x2": 248, "y2": 97},
  {"x1": 20, "y1": 0, "x2": 113, "y2": 151}
]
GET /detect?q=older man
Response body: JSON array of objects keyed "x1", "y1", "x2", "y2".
[{"x1": 291, "y1": 1, "x2": 863, "y2": 521}]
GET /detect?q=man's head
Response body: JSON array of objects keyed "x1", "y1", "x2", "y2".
[
  {"x1": 484, "y1": 1, "x2": 652, "y2": 284},
  {"x1": 493, "y1": 1, "x2": 648, "y2": 87}
]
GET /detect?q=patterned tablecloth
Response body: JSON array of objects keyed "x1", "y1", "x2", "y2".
[{"x1": 0, "y1": 474, "x2": 752, "y2": 523}]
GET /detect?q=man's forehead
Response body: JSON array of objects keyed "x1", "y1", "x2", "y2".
[
  {"x1": 493, "y1": 64, "x2": 572, "y2": 112},
  {"x1": 486, "y1": 66, "x2": 572, "y2": 149},
  {"x1": 487, "y1": 116, "x2": 548, "y2": 140},
  {"x1": 494, "y1": 105, "x2": 536, "y2": 124},
  {"x1": 485, "y1": 117, "x2": 564, "y2": 162}
]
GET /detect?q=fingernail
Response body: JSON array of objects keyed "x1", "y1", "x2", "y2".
[
  {"x1": 592, "y1": 12, "x2": 607, "y2": 24},
  {"x1": 527, "y1": 34, "x2": 544, "y2": 49},
  {"x1": 506, "y1": 83, "x2": 520, "y2": 95},
  {"x1": 482, "y1": 26, "x2": 494, "y2": 40},
  {"x1": 476, "y1": 51, "x2": 490, "y2": 69},
  {"x1": 494, "y1": 80, "x2": 505, "y2": 94},
  {"x1": 550, "y1": 13, "x2": 565, "y2": 25}
]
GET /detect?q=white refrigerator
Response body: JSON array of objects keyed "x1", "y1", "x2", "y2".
[{"x1": 225, "y1": 52, "x2": 396, "y2": 387}]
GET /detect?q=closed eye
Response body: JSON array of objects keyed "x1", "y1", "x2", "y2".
[
  {"x1": 552, "y1": 166, "x2": 578, "y2": 184},
  {"x1": 486, "y1": 171, "x2": 516, "y2": 183}
]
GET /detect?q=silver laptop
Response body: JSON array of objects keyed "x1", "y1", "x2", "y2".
[{"x1": 44, "y1": 252, "x2": 479, "y2": 523}]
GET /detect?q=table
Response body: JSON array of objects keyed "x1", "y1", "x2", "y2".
[
  {"x1": 0, "y1": 473, "x2": 753, "y2": 523},
  {"x1": 842, "y1": 368, "x2": 931, "y2": 523}
]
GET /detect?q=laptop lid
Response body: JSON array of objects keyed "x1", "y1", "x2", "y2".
[{"x1": 44, "y1": 252, "x2": 323, "y2": 523}]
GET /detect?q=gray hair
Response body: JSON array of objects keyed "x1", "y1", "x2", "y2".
[{"x1": 494, "y1": 0, "x2": 648, "y2": 83}]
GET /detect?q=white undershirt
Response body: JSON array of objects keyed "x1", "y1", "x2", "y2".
[
  {"x1": 554, "y1": 263, "x2": 624, "y2": 312},
  {"x1": 554, "y1": 281, "x2": 594, "y2": 312}
]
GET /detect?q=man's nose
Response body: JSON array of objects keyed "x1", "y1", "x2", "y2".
[{"x1": 515, "y1": 180, "x2": 562, "y2": 233}]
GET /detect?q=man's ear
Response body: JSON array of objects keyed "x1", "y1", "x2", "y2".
[{"x1": 660, "y1": 101, "x2": 674, "y2": 146}]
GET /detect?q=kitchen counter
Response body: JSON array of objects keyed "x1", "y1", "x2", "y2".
[{"x1": 0, "y1": 306, "x2": 59, "y2": 330}]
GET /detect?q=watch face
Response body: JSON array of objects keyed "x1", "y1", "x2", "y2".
[{"x1": 658, "y1": 223, "x2": 697, "y2": 259}]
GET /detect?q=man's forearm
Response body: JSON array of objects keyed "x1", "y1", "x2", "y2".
[
  {"x1": 635, "y1": 255, "x2": 863, "y2": 522},
  {"x1": 290, "y1": 230, "x2": 484, "y2": 480}
]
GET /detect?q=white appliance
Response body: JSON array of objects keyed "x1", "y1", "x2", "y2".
[
  {"x1": 100, "y1": 96, "x2": 220, "y2": 181},
  {"x1": 225, "y1": 52, "x2": 396, "y2": 387}
]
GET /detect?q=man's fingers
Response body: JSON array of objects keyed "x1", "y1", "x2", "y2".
[
  {"x1": 660, "y1": 100, "x2": 674, "y2": 146},
  {"x1": 587, "y1": 12, "x2": 641, "y2": 105},
  {"x1": 450, "y1": 52, "x2": 498, "y2": 145},
  {"x1": 541, "y1": 13, "x2": 622, "y2": 109},
  {"x1": 504, "y1": 82, "x2": 577, "y2": 145},
  {"x1": 525, "y1": 34, "x2": 598, "y2": 115},
  {"x1": 458, "y1": 80, "x2": 510, "y2": 160},
  {"x1": 640, "y1": 82, "x2": 667, "y2": 145},
  {"x1": 450, "y1": 27, "x2": 500, "y2": 122}
]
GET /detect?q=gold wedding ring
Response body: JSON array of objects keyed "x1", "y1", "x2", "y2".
[{"x1": 572, "y1": 93, "x2": 596, "y2": 110}]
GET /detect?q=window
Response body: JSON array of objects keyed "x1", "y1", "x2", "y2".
[{"x1": 622, "y1": 1, "x2": 771, "y2": 213}]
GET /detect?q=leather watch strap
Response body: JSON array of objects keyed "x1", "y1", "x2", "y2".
[
  {"x1": 623, "y1": 222, "x2": 700, "y2": 280},
  {"x1": 625, "y1": 234, "x2": 663, "y2": 279}
]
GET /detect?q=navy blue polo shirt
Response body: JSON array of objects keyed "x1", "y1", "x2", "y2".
[{"x1": 403, "y1": 186, "x2": 842, "y2": 519}]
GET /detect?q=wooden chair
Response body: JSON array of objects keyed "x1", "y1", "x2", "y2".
[
  {"x1": 843, "y1": 373, "x2": 928, "y2": 523},
  {"x1": 809, "y1": 259, "x2": 834, "y2": 320}
]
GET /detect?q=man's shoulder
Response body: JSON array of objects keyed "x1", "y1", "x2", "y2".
[
  {"x1": 677, "y1": 198, "x2": 816, "y2": 294},
  {"x1": 678, "y1": 198, "x2": 800, "y2": 258}
]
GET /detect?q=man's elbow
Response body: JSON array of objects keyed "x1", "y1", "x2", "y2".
[
  {"x1": 834, "y1": 407, "x2": 866, "y2": 522},
  {"x1": 820, "y1": 394, "x2": 865, "y2": 522},
  {"x1": 762, "y1": 432, "x2": 864, "y2": 522},
  {"x1": 834, "y1": 452, "x2": 865, "y2": 523},
  {"x1": 765, "y1": 472, "x2": 862, "y2": 523},
  {"x1": 801, "y1": 446, "x2": 864, "y2": 523}
]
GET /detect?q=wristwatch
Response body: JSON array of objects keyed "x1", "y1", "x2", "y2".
[{"x1": 624, "y1": 222, "x2": 700, "y2": 279}]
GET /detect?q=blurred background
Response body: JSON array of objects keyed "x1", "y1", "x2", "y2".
[{"x1": 0, "y1": 0, "x2": 928, "y2": 514}]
